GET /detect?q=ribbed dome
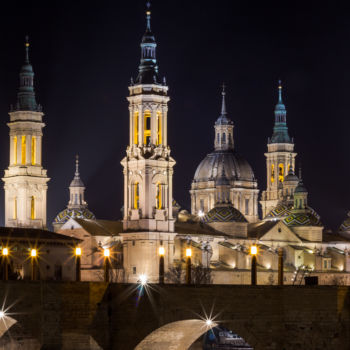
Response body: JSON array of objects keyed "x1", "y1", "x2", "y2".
[
  {"x1": 265, "y1": 203, "x2": 321, "y2": 223},
  {"x1": 193, "y1": 151, "x2": 255, "y2": 183},
  {"x1": 54, "y1": 208, "x2": 96, "y2": 224},
  {"x1": 283, "y1": 212, "x2": 322, "y2": 227},
  {"x1": 202, "y1": 204, "x2": 247, "y2": 223}
]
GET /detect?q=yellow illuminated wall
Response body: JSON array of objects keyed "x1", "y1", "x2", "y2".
[
  {"x1": 21, "y1": 136, "x2": 26, "y2": 165},
  {"x1": 271, "y1": 164, "x2": 274, "y2": 183},
  {"x1": 134, "y1": 183, "x2": 139, "y2": 209},
  {"x1": 278, "y1": 163, "x2": 284, "y2": 182},
  {"x1": 31, "y1": 136, "x2": 36, "y2": 165},
  {"x1": 13, "y1": 197, "x2": 17, "y2": 220},
  {"x1": 156, "y1": 182, "x2": 162, "y2": 209},
  {"x1": 134, "y1": 112, "x2": 139, "y2": 145},
  {"x1": 144, "y1": 110, "x2": 151, "y2": 144},
  {"x1": 13, "y1": 136, "x2": 17, "y2": 165},
  {"x1": 31, "y1": 196, "x2": 35, "y2": 220},
  {"x1": 157, "y1": 112, "x2": 162, "y2": 145}
]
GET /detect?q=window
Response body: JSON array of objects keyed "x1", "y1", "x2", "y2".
[
  {"x1": 134, "y1": 111, "x2": 139, "y2": 144},
  {"x1": 75, "y1": 194, "x2": 78, "y2": 204},
  {"x1": 31, "y1": 196, "x2": 35, "y2": 220},
  {"x1": 13, "y1": 197, "x2": 17, "y2": 220},
  {"x1": 200, "y1": 199, "x2": 204, "y2": 212},
  {"x1": 21, "y1": 135, "x2": 26, "y2": 165},
  {"x1": 217, "y1": 133, "x2": 220, "y2": 143},
  {"x1": 31, "y1": 136, "x2": 36, "y2": 165},
  {"x1": 228, "y1": 133, "x2": 232, "y2": 145},
  {"x1": 245, "y1": 198, "x2": 249, "y2": 215},
  {"x1": 13, "y1": 136, "x2": 17, "y2": 164},
  {"x1": 222, "y1": 133, "x2": 226, "y2": 144},
  {"x1": 157, "y1": 112, "x2": 162, "y2": 145},
  {"x1": 132, "y1": 266, "x2": 136, "y2": 274},
  {"x1": 144, "y1": 110, "x2": 151, "y2": 144},
  {"x1": 132, "y1": 240, "x2": 135, "y2": 246},
  {"x1": 278, "y1": 163, "x2": 284, "y2": 182},
  {"x1": 133, "y1": 182, "x2": 139, "y2": 209},
  {"x1": 54, "y1": 265, "x2": 62, "y2": 281},
  {"x1": 156, "y1": 182, "x2": 162, "y2": 209},
  {"x1": 271, "y1": 164, "x2": 274, "y2": 183}
]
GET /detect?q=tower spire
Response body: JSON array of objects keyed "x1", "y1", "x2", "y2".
[
  {"x1": 221, "y1": 83, "x2": 227, "y2": 116},
  {"x1": 269, "y1": 80, "x2": 291, "y2": 144},
  {"x1": 25, "y1": 35, "x2": 30, "y2": 63},
  {"x1": 135, "y1": 1, "x2": 159, "y2": 84},
  {"x1": 70, "y1": 155, "x2": 84, "y2": 188}
]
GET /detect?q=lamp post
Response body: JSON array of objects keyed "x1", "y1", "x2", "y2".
[
  {"x1": 75, "y1": 247, "x2": 81, "y2": 282},
  {"x1": 2, "y1": 248, "x2": 9, "y2": 281},
  {"x1": 104, "y1": 248, "x2": 110, "y2": 283},
  {"x1": 250, "y1": 245, "x2": 257, "y2": 286},
  {"x1": 31, "y1": 249, "x2": 37, "y2": 281},
  {"x1": 186, "y1": 248, "x2": 192, "y2": 285},
  {"x1": 159, "y1": 246, "x2": 165, "y2": 284},
  {"x1": 278, "y1": 247, "x2": 284, "y2": 286}
]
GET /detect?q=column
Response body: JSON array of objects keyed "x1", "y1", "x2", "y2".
[
  {"x1": 17, "y1": 135, "x2": 21, "y2": 166},
  {"x1": 151, "y1": 106, "x2": 157, "y2": 145},
  {"x1": 138, "y1": 105, "x2": 143, "y2": 145},
  {"x1": 10, "y1": 135, "x2": 14, "y2": 166},
  {"x1": 26, "y1": 135, "x2": 31, "y2": 166},
  {"x1": 37, "y1": 136, "x2": 42, "y2": 166},
  {"x1": 162, "y1": 106, "x2": 167, "y2": 146},
  {"x1": 129, "y1": 105, "x2": 133, "y2": 146}
]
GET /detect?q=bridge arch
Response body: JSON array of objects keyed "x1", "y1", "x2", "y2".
[{"x1": 134, "y1": 319, "x2": 217, "y2": 350}]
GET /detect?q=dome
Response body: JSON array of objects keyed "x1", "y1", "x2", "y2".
[
  {"x1": 294, "y1": 182, "x2": 307, "y2": 193},
  {"x1": 265, "y1": 203, "x2": 321, "y2": 222},
  {"x1": 193, "y1": 151, "x2": 255, "y2": 183},
  {"x1": 70, "y1": 177, "x2": 84, "y2": 187},
  {"x1": 283, "y1": 212, "x2": 322, "y2": 227},
  {"x1": 284, "y1": 172, "x2": 299, "y2": 183},
  {"x1": 339, "y1": 212, "x2": 350, "y2": 232},
  {"x1": 202, "y1": 204, "x2": 247, "y2": 223},
  {"x1": 54, "y1": 208, "x2": 96, "y2": 225}
]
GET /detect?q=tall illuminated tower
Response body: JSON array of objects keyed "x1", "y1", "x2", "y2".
[
  {"x1": 2, "y1": 38, "x2": 49, "y2": 228},
  {"x1": 260, "y1": 81, "x2": 296, "y2": 217},
  {"x1": 120, "y1": 3, "x2": 176, "y2": 283}
]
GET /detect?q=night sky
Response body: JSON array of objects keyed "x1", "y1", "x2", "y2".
[{"x1": 0, "y1": 0, "x2": 349, "y2": 230}]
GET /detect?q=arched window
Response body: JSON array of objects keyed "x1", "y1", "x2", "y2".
[
  {"x1": 75, "y1": 194, "x2": 78, "y2": 204},
  {"x1": 13, "y1": 197, "x2": 17, "y2": 220},
  {"x1": 228, "y1": 133, "x2": 232, "y2": 145},
  {"x1": 271, "y1": 164, "x2": 275, "y2": 183},
  {"x1": 245, "y1": 198, "x2": 249, "y2": 215},
  {"x1": 217, "y1": 133, "x2": 220, "y2": 144},
  {"x1": 134, "y1": 182, "x2": 139, "y2": 209},
  {"x1": 156, "y1": 182, "x2": 162, "y2": 209},
  {"x1": 31, "y1": 196, "x2": 35, "y2": 220},
  {"x1": 144, "y1": 110, "x2": 151, "y2": 144},
  {"x1": 222, "y1": 133, "x2": 226, "y2": 144},
  {"x1": 134, "y1": 112, "x2": 139, "y2": 145},
  {"x1": 13, "y1": 136, "x2": 17, "y2": 165},
  {"x1": 21, "y1": 136, "x2": 26, "y2": 165},
  {"x1": 278, "y1": 163, "x2": 284, "y2": 182},
  {"x1": 31, "y1": 136, "x2": 36, "y2": 165},
  {"x1": 157, "y1": 112, "x2": 162, "y2": 145}
]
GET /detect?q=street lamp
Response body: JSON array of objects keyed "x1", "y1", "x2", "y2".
[
  {"x1": 2, "y1": 248, "x2": 9, "y2": 281},
  {"x1": 186, "y1": 248, "x2": 192, "y2": 285},
  {"x1": 250, "y1": 245, "x2": 257, "y2": 286},
  {"x1": 104, "y1": 248, "x2": 110, "y2": 283},
  {"x1": 75, "y1": 247, "x2": 81, "y2": 282},
  {"x1": 31, "y1": 249, "x2": 37, "y2": 281},
  {"x1": 159, "y1": 246, "x2": 165, "y2": 285}
]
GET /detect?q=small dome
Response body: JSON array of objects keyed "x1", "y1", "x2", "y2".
[
  {"x1": 54, "y1": 208, "x2": 96, "y2": 224},
  {"x1": 193, "y1": 151, "x2": 255, "y2": 183},
  {"x1": 283, "y1": 212, "x2": 322, "y2": 227},
  {"x1": 70, "y1": 177, "x2": 84, "y2": 187},
  {"x1": 294, "y1": 182, "x2": 307, "y2": 193},
  {"x1": 202, "y1": 204, "x2": 247, "y2": 223},
  {"x1": 339, "y1": 212, "x2": 350, "y2": 232},
  {"x1": 284, "y1": 172, "x2": 299, "y2": 183}
]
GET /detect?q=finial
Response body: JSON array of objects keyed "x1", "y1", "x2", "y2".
[
  {"x1": 298, "y1": 164, "x2": 302, "y2": 180},
  {"x1": 163, "y1": 76, "x2": 166, "y2": 85},
  {"x1": 278, "y1": 79, "x2": 282, "y2": 103},
  {"x1": 75, "y1": 155, "x2": 80, "y2": 176},
  {"x1": 221, "y1": 83, "x2": 227, "y2": 115},
  {"x1": 25, "y1": 35, "x2": 30, "y2": 63},
  {"x1": 146, "y1": 1, "x2": 151, "y2": 31},
  {"x1": 130, "y1": 77, "x2": 134, "y2": 85},
  {"x1": 289, "y1": 154, "x2": 294, "y2": 173}
]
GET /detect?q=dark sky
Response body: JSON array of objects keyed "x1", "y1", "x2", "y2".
[{"x1": 0, "y1": 0, "x2": 349, "y2": 230}]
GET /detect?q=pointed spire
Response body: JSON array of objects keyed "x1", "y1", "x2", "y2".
[
  {"x1": 269, "y1": 80, "x2": 291, "y2": 144},
  {"x1": 13, "y1": 36, "x2": 39, "y2": 112},
  {"x1": 75, "y1": 155, "x2": 80, "y2": 177},
  {"x1": 135, "y1": 1, "x2": 159, "y2": 84},
  {"x1": 70, "y1": 155, "x2": 84, "y2": 188},
  {"x1": 221, "y1": 83, "x2": 227, "y2": 116}
]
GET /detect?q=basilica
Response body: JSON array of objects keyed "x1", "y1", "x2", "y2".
[{"x1": 2, "y1": 6, "x2": 350, "y2": 285}]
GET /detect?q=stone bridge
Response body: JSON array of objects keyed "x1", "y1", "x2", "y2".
[{"x1": 0, "y1": 282, "x2": 349, "y2": 349}]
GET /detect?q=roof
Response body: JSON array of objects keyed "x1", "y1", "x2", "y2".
[
  {"x1": 283, "y1": 212, "x2": 322, "y2": 227},
  {"x1": 202, "y1": 205, "x2": 247, "y2": 223},
  {"x1": 54, "y1": 208, "x2": 96, "y2": 224},
  {"x1": 73, "y1": 219, "x2": 123, "y2": 236},
  {"x1": 248, "y1": 221, "x2": 279, "y2": 239},
  {"x1": 0, "y1": 227, "x2": 80, "y2": 244},
  {"x1": 323, "y1": 232, "x2": 350, "y2": 243},
  {"x1": 175, "y1": 221, "x2": 228, "y2": 238}
]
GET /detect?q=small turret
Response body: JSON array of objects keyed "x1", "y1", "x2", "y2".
[
  {"x1": 293, "y1": 168, "x2": 308, "y2": 210},
  {"x1": 68, "y1": 155, "x2": 87, "y2": 209}
]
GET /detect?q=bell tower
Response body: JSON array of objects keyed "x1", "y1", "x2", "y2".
[
  {"x1": 120, "y1": 3, "x2": 176, "y2": 283},
  {"x1": 260, "y1": 81, "x2": 296, "y2": 217},
  {"x1": 2, "y1": 37, "x2": 49, "y2": 228}
]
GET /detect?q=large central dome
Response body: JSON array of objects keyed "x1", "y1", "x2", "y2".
[{"x1": 193, "y1": 150, "x2": 255, "y2": 183}]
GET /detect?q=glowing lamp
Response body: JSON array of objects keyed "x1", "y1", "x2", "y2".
[
  {"x1": 159, "y1": 246, "x2": 165, "y2": 256},
  {"x1": 104, "y1": 248, "x2": 110, "y2": 257},
  {"x1": 186, "y1": 248, "x2": 192, "y2": 257},
  {"x1": 198, "y1": 210, "x2": 204, "y2": 218},
  {"x1": 139, "y1": 274, "x2": 148, "y2": 286},
  {"x1": 75, "y1": 247, "x2": 82, "y2": 256},
  {"x1": 0, "y1": 310, "x2": 5, "y2": 319},
  {"x1": 250, "y1": 246, "x2": 258, "y2": 255},
  {"x1": 2, "y1": 248, "x2": 9, "y2": 256},
  {"x1": 31, "y1": 249, "x2": 37, "y2": 257},
  {"x1": 205, "y1": 319, "x2": 213, "y2": 326}
]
